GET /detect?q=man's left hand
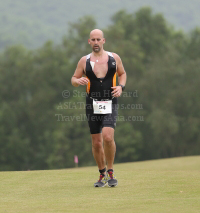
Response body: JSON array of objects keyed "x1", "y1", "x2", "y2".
[{"x1": 111, "y1": 86, "x2": 122, "y2": 97}]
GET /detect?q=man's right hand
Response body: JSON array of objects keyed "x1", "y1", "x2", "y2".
[{"x1": 75, "y1": 77, "x2": 89, "y2": 86}]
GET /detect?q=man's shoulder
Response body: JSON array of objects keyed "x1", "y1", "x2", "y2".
[
  {"x1": 79, "y1": 55, "x2": 87, "y2": 64},
  {"x1": 106, "y1": 51, "x2": 121, "y2": 61},
  {"x1": 106, "y1": 51, "x2": 113, "y2": 57},
  {"x1": 80, "y1": 53, "x2": 92, "y2": 62}
]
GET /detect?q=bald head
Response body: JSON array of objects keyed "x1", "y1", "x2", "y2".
[
  {"x1": 90, "y1": 29, "x2": 104, "y2": 39},
  {"x1": 88, "y1": 29, "x2": 105, "y2": 53}
]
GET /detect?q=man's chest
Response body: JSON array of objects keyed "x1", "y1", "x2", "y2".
[{"x1": 93, "y1": 62, "x2": 108, "y2": 78}]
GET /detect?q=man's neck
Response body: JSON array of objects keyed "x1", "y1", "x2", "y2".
[{"x1": 92, "y1": 50, "x2": 105, "y2": 58}]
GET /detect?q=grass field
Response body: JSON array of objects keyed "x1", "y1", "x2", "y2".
[{"x1": 0, "y1": 156, "x2": 200, "y2": 213}]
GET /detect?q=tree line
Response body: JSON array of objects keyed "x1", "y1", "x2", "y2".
[{"x1": 0, "y1": 7, "x2": 200, "y2": 171}]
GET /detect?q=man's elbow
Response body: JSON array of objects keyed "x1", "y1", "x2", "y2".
[{"x1": 71, "y1": 77, "x2": 79, "y2": 87}]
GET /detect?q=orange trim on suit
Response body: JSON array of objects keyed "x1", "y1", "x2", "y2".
[
  {"x1": 112, "y1": 72, "x2": 117, "y2": 87},
  {"x1": 86, "y1": 77, "x2": 91, "y2": 94}
]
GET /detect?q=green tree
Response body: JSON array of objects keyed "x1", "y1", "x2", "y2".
[{"x1": 1, "y1": 8, "x2": 200, "y2": 171}]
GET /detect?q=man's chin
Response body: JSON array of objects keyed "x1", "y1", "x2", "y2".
[{"x1": 93, "y1": 47, "x2": 100, "y2": 52}]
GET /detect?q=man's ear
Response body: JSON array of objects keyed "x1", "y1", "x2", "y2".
[
  {"x1": 103, "y1": 38, "x2": 106, "y2": 44},
  {"x1": 88, "y1": 39, "x2": 90, "y2": 44}
]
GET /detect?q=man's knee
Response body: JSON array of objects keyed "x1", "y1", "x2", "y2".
[
  {"x1": 102, "y1": 133, "x2": 114, "y2": 143},
  {"x1": 102, "y1": 127, "x2": 114, "y2": 143},
  {"x1": 92, "y1": 135, "x2": 103, "y2": 150}
]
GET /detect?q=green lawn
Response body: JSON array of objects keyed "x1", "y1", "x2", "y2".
[{"x1": 0, "y1": 156, "x2": 200, "y2": 213}]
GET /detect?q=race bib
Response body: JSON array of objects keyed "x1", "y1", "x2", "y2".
[{"x1": 93, "y1": 100, "x2": 112, "y2": 114}]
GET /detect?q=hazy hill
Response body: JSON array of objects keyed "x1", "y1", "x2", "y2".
[{"x1": 1, "y1": 0, "x2": 200, "y2": 50}]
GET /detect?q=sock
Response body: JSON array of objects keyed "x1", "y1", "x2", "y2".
[
  {"x1": 99, "y1": 167, "x2": 106, "y2": 175},
  {"x1": 107, "y1": 169, "x2": 113, "y2": 173}
]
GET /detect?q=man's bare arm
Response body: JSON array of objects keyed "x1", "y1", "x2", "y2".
[
  {"x1": 71, "y1": 56, "x2": 89, "y2": 87},
  {"x1": 113, "y1": 53, "x2": 126, "y2": 86},
  {"x1": 111, "y1": 53, "x2": 127, "y2": 97}
]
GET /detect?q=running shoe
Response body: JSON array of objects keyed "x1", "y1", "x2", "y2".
[
  {"x1": 107, "y1": 170, "x2": 118, "y2": 187},
  {"x1": 94, "y1": 174, "x2": 107, "y2": 187}
]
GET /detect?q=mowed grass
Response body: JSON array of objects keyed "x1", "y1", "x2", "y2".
[{"x1": 0, "y1": 156, "x2": 200, "y2": 213}]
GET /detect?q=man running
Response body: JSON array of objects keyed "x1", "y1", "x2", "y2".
[{"x1": 71, "y1": 29, "x2": 127, "y2": 187}]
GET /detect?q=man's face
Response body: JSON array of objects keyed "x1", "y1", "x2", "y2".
[{"x1": 88, "y1": 31, "x2": 105, "y2": 52}]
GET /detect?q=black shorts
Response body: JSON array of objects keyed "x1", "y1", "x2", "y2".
[{"x1": 86, "y1": 96, "x2": 118, "y2": 134}]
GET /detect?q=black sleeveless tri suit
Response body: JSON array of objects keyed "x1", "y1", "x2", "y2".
[{"x1": 85, "y1": 52, "x2": 118, "y2": 134}]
